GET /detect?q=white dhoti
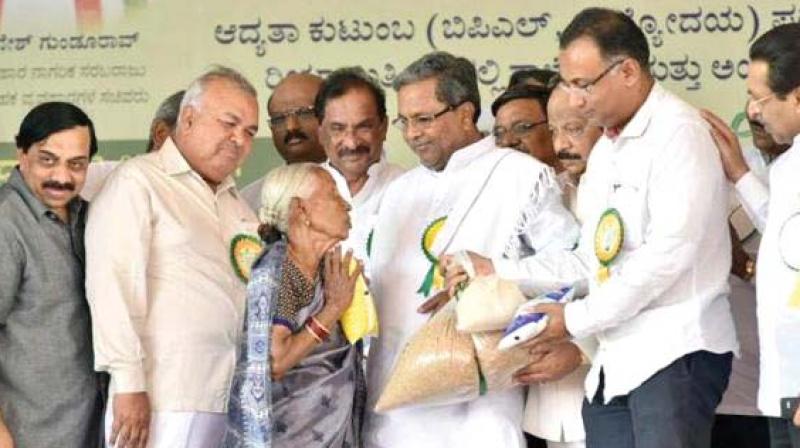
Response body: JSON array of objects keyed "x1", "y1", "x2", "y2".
[{"x1": 104, "y1": 400, "x2": 226, "y2": 448}]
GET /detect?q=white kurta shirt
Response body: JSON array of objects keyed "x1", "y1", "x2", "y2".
[
  {"x1": 85, "y1": 137, "x2": 259, "y2": 412},
  {"x1": 736, "y1": 135, "x2": 800, "y2": 417},
  {"x1": 495, "y1": 83, "x2": 739, "y2": 403},
  {"x1": 322, "y1": 154, "x2": 405, "y2": 269},
  {"x1": 365, "y1": 136, "x2": 579, "y2": 448},
  {"x1": 718, "y1": 146, "x2": 770, "y2": 417}
]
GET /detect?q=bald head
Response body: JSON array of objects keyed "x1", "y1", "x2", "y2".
[
  {"x1": 268, "y1": 73, "x2": 326, "y2": 164},
  {"x1": 547, "y1": 88, "x2": 602, "y2": 178}
]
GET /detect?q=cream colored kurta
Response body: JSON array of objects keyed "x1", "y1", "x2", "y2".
[
  {"x1": 364, "y1": 136, "x2": 578, "y2": 448},
  {"x1": 85, "y1": 137, "x2": 259, "y2": 413},
  {"x1": 322, "y1": 153, "x2": 405, "y2": 271}
]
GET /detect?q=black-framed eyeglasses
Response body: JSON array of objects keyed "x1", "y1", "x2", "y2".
[
  {"x1": 552, "y1": 59, "x2": 625, "y2": 97},
  {"x1": 268, "y1": 105, "x2": 316, "y2": 128},
  {"x1": 392, "y1": 105, "x2": 455, "y2": 132},
  {"x1": 492, "y1": 120, "x2": 549, "y2": 141}
]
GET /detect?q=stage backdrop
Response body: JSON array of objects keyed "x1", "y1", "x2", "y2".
[{"x1": 1, "y1": 0, "x2": 797, "y2": 184}]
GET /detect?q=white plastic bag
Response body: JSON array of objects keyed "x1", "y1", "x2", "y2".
[{"x1": 455, "y1": 275, "x2": 527, "y2": 332}]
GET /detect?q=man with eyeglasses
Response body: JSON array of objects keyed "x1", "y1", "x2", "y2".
[
  {"x1": 241, "y1": 73, "x2": 326, "y2": 211},
  {"x1": 363, "y1": 51, "x2": 578, "y2": 448},
  {"x1": 491, "y1": 84, "x2": 559, "y2": 169},
  {"x1": 702, "y1": 23, "x2": 800, "y2": 448},
  {"x1": 315, "y1": 67, "x2": 404, "y2": 271},
  {"x1": 446, "y1": 8, "x2": 738, "y2": 448}
]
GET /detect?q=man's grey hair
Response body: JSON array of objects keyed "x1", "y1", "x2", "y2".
[
  {"x1": 180, "y1": 65, "x2": 258, "y2": 114},
  {"x1": 393, "y1": 51, "x2": 481, "y2": 123}
]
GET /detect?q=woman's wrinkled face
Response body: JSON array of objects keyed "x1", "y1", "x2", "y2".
[{"x1": 303, "y1": 169, "x2": 352, "y2": 241}]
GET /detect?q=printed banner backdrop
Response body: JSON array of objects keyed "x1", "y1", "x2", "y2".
[{"x1": 1, "y1": 0, "x2": 797, "y2": 184}]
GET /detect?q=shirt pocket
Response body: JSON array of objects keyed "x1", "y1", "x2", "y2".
[{"x1": 608, "y1": 179, "x2": 647, "y2": 251}]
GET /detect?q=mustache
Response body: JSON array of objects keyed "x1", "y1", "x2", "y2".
[
  {"x1": 41, "y1": 180, "x2": 75, "y2": 191},
  {"x1": 338, "y1": 145, "x2": 371, "y2": 158},
  {"x1": 557, "y1": 150, "x2": 583, "y2": 161},
  {"x1": 284, "y1": 129, "x2": 309, "y2": 145},
  {"x1": 748, "y1": 119, "x2": 767, "y2": 132}
]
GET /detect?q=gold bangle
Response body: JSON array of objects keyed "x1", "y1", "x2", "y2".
[{"x1": 745, "y1": 258, "x2": 756, "y2": 281}]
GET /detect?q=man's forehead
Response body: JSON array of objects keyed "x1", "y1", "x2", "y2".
[
  {"x1": 397, "y1": 78, "x2": 444, "y2": 113},
  {"x1": 559, "y1": 37, "x2": 604, "y2": 77},
  {"x1": 324, "y1": 89, "x2": 380, "y2": 120},
  {"x1": 547, "y1": 94, "x2": 578, "y2": 119},
  {"x1": 497, "y1": 98, "x2": 545, "y2": 117},
  {"x1": 31, "y1": 127, "x2": 91, "y2": 154},
  {"x1": 746, "y1": 60, "x2": 772, "y2": 94},
  {"x1": 271, "y1": 76, "x2": 322, "y2": 108},
  {"x1": 202, "y1": 85, "x2": 258, "y2": 119}
]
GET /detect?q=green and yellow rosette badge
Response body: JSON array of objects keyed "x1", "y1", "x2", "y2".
[
  {"x1": 594, "y1": 208, "x2": 624, "y2": 284},
  {"x1": 230, "y1": 234, "x2": 264, "y2": 283},
  {"x1": 417, "y1": 216, "x2": 447, "y2": 296}
]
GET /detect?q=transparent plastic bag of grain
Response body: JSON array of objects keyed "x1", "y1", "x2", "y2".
[
  {"x1": 472, "y1": 331, "x2": 531, "y2": 391},
  {"x1": 374, "y1": 302, "x2": 480, "y2": 412}
]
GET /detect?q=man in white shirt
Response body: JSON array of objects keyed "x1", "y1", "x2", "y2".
[
  {"x1": 363, "y1": 51, "x2": 579, "y2": 448},
  {"x1": 241, "y1": 73, "x2": 325, "y2": 210},
  {"x1": 85, "y1": 66, "x2": 260, "y2": 448},
  {"x1": 491, "y1": 84, "x2": 558, "y2": 169},
  {"x1": 448, "y1": 8, "x2": 738, "y2": 448},
  {"x1": 314, "y1": 67, "x2": 404, "y2": 267},
  {"x1": 710, "y1": 112, "x2": 788, "y2": 448},
  {"x1": 702, "y1": 23, "x2": 800, "y2": 448}
]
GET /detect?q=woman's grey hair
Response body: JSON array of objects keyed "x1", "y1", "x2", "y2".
[
  {"x1": 392, "y1": 51, "x2": 481, "y2": 123},
  {"x1": 258, "y1": 163, "x2": 321, "y2": 233},
  {"x1": 179, "y1": 65, "x2": 258, "y2": 114}
]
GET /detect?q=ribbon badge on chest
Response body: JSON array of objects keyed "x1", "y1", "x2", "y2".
[
  {"x1": 230, "y1": 234, "x2": 264, "y2": 283},
  {"x1": 417, "y1": 216, "x2": 447, "y2": 296},
  {"x1": 594, "y1": 208, "x2": 624, "y2": 284},
  {"x1": 779, "y1": 212, "x2": 800, "y2": 309}
]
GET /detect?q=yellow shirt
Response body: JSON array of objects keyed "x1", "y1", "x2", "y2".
[{"x1": 85, "y1": 137, "x2": 259, "y2": 412}]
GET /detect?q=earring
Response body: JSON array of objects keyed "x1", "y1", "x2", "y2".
[{"x1": 305, "y1": 219, "x2": 311, "y2": 226}]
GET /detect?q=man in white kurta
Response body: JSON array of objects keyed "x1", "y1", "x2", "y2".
[
  {"x1": 86, "y1": 68, "x2": 261, "y2": 447},
  {"x1": 702, "y1": 23, "x2": 800, "y2": 445},
  {"x1": 364, "y1": 51, "x2": 579, "y2": 448},
  {"x1": 314, "y1": 67, "x2": 405, "y2": 268}
]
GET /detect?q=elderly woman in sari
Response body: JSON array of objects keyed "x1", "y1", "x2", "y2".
[{"x1": 223, "y1": 163, "x2": 366, "y2": 447}]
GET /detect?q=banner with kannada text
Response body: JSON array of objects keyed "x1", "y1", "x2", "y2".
[{"x1": 2, "y1": 0, "x2": 797, "y2": 184}]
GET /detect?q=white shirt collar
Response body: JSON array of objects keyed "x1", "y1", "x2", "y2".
[{"x1": 425, "y1": 135, "x2": 494, "y2": 177}]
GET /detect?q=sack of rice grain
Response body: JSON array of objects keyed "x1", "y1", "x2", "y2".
[
  {"x1": 472, "y1": 331, "x2": 531, "y2": 391},
  {"x1": 374, "y1": 302, "x2": 481, "y2": 412},
  {"x1": 455, "y1": 275, "x2": 527, "y2": 332}
]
